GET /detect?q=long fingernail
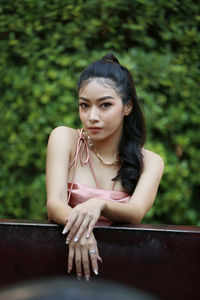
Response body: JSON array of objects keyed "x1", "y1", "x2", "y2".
[
  {"x1": 77, "y1": 274, "x2": 82, "y2": 280},
  {"x1": 94, "y1": 269, "x2": 98, "y2": 275},
  {"x1": 98, "y1": 256, "x2": 103, "y2": 263},
  {"x1": 62, "y1": 228, "x2": 67, "y2": 234},
  {"x1": 85, "y1": 275, "x2": 90, "y2": 281},
  {"x1": 86, "y1": 233, "x2": 90, "y2": 238},
  {"x1": 74, "y1": 237, "x2": 78, "y2": 242},
  {"x1": 65, "y1": 239, "x2": 69, "y2": 244}
]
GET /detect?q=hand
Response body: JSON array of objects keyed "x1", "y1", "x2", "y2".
[
  {"x1": 63, "y1": 198, "x2": 105, "y2": 243},
  {"x1": 68, "y1": 232, "x2": 102, "y2": 281}
]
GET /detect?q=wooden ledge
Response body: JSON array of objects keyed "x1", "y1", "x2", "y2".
[
  {"x1": 0, "y1": 219, "x2": 200, "y2": 299},
  {"x1": 1, "y1": 218, "x2": 200, "y2": 233}
]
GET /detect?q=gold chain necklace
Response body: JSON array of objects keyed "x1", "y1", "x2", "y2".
[{"x1": 87, "y1": 135, "x2": 120, "y2": 166}]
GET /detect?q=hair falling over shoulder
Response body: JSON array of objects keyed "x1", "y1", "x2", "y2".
[{"x1": 78, "y1": 53, "x2": 146, "y2": 194}]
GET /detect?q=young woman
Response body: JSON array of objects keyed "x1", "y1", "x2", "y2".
[{"x1": 46, "y1": 53, "x2": 164, "y2": 281}]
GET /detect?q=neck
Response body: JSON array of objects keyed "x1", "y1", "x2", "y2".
[{"x1": 87, "y1": 129, "x2": 122, "y2": 161}]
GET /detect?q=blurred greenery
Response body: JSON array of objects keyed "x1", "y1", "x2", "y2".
[{"x1": 0, "y1": 0, "x2": 199, "y2": 225}]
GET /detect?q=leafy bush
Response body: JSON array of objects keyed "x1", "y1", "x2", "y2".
[{"x1": 0, "y1": 0, "x2": 199, "y2": 225}]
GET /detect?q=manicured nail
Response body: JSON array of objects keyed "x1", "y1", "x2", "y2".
[
  {"x1": 77, "y1": 274, "x2": 82, "y2": 280},
  {"x1": 98, "y1": 256, "x2": 103, "y2": 263},
  {"x1": 65, "y1": 239, "x2": 69, "y2": 244},
  {"x1": 62, "y1": 228, "x2": 67, "y2": 234},
  {"x1": 94, "y1": 269, "x2": 98, "y2": 275},
  {"x1": 85, "y1": 275, "x2": 90, "y2": 281},
  {"x1": 86, "y1": 233, "x2": 90, "y2": 238},
  {"x1": 74, "y1": 237, "x2": 78, "y2": 242},
  {"x1": 68, "y1": 268, "x2": 71, "y2": 274}
]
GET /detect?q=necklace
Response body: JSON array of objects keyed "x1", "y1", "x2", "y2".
[{"x1": 87, "y1": 135, "x2": 120, "y2": 166}]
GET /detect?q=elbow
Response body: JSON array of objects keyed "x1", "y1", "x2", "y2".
[
  {"x1": 46, "y1": 201, "x2": 54, "y2": 221},
  {"x1": 129, "y1": 206, "x2": 145, "y2": 225},
  {"x1": 130, "y1": 215, "x2": 143, "y2": 225},
  {"x1": 46, "y1": 197, "x2": 72, "y2": 225},
  {"x1": 46, "y1": 199, "x2": 60, "y2": 221}
]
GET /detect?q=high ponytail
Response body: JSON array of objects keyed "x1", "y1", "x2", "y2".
[
  {"x1": 78, "y1": 54, "x2": 146, "y2": 194},
  {"x1": 102, "y1": 53, "x2": 120, "y2": 64}
]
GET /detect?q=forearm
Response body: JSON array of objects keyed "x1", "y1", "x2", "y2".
[
  {"x1": 46, "y1": 200, "x2": 72, "y2": 226},
  {"x1": 102, "y1": 200, "x2": 143, "y2": 224},
  {"x1": 101, "y1": 154, "x2": 164, "y2": 224}
]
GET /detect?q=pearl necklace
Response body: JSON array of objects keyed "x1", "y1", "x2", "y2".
[{"x1": 87, "y1": 135, "x2": 120, "y2": 166}]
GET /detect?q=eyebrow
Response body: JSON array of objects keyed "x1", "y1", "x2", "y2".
[{"x1": 79, "y1": 96, "x2": 115, "y2": 102}]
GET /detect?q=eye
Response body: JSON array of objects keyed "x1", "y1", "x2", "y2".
[
  {"x1": 79, "y1": 102, "x2": 89, "y2": 109},
  {"x1": 101, "y1": 102, "x2": 112, "y2": 108}
]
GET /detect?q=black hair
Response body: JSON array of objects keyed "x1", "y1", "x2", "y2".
[{"x1": 78, "y1": 53, "x2": 146, "y2": 194}]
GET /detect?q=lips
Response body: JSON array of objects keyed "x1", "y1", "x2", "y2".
[
  {"x1": 88, "y1": 126, "x2": 102, "y2": 133},
  {"x1": 88, "y1": 126, "x2": 102, "y2": 129}
]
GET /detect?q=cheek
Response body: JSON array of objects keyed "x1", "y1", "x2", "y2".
[
  {"x1": 106, "y1": 106, "x2": 124, "y2": 120},
  {"x1": 79, "y1": 110, "x2": 85, "y2": 123}
]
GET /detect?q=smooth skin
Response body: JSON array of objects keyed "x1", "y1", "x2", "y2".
[{"x1": 46, "y1": 79, "x2": 164, "y2": 281}]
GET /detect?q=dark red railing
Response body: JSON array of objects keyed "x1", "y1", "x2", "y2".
[{"x1": 0, "y1": 219, "x2": 200, "y2": 299}]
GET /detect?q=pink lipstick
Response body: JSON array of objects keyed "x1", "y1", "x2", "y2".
[{"x1": 88, "y1": 126, "x2": 102, "y2": 134}]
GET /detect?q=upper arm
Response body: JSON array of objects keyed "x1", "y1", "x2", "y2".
[
  {"x1": 46, "y1": 126, "x2": 77, "y2": 205},
  {"x1": 129, "y1": 149, "x2": 164, "y2": 220}
]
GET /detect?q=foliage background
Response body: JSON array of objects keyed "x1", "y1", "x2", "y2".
[{"x1": 0, "y1": 0, "x2": 199, "y2": 225}]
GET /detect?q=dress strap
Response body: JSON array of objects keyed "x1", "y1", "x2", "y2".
[
  {"x1": 111, "y1": 179, "x2": 116, "y2": 191},
  {"x1": 68, "y1": 128, "x2": 102, "y2": 202},
  {"x1": 69, "y1": 128, "x2": 90, "y2": 169},
  {"x1": 68, "y1": 129, "x2": 90, "y2": 202},
  {"x1": 68, "y1": 129, "x2": 118, "y2": 201}
]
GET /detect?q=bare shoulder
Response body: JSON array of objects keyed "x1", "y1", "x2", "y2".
[
  {"x1": 142, "y1": 148, "x2": 164, "y2": 174},
  {"x1": 50, "y1": 126, "x2": 78, "y2": 140},
  {"x1": 47, "y1": 126, "x2": 79, "y2": 156},
  {"x1": 142, "y1": 148, "x2": 164, "y2": 164}
]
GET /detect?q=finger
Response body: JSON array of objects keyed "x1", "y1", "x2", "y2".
[
  {"x1": 86, "y1": 219, "x2": 97, "y2": 238},
  {"x1": 62, "y1": 218, "x2": 71, "y2": 235},
  {"x1": 97, "y1": 255, "x2": 103, "y2": 263},
  {"x1": 68, "y1": 247, "x2": 74, "y2": 274},
  {"x1": 63, "y1": 212, "x2": 79, "y2": 235},
  {"x1": 74, "y1": 216, "x2": 91, "y2": 242},
  {"x1": 95, "y1": 247, "x2": 103, "y2": 263},
  {"x1": 81, "y1": 248, "x2": 90, "y2": 281},
  {"x1": 65, "y1": 212, "x2": 79, "y2": 233},
  {"x1": 66, "y1": 215, "x2": 85, "y2": 243},
  {"x1": 89, "y1": 246, "x2": 99, "y2": 276},
  {"x1": 75, "y1": 247, "x2": 82, "y2": 280}
]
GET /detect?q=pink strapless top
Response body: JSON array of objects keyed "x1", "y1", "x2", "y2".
[{"x1": 68, "y1": 129, "x2": 131, "y2": 223}]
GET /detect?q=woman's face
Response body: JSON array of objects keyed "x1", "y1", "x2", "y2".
[{"x1": 78, "y1": 79, "x2": 130, "y2": 142}]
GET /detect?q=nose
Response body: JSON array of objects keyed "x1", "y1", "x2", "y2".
[{"x1": 89, "y1": 106, "x2": 100, "y2": 123}]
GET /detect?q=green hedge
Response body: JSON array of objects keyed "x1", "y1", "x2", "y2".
[{"x1": 0, "y1": 0, "x2": 199, "y2": 225}]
